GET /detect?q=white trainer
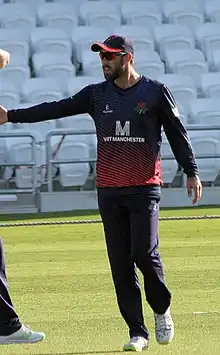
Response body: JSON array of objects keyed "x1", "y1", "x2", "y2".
[
  {"x1": 123, "y1": 336, "x2": 149, "y2": 352},
  {"x1": 0, "y1": 324, "x2": 45, "y2": 345},
  {"x1": 154, "y1": 307, "x2": 174, "y2": 345}
]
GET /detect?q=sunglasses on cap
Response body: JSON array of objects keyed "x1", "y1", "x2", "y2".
[{"x1": 99, "y1": 52, "x2": 127, "y2": 61}]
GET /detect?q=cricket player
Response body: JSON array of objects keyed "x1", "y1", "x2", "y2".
[
  {"x1": 0, "y1": 36, "x2": 202, "y2": 351},
  {"x1": 0, "y1": 49, "x2": 45, "y2": 344},
  {"x1": 0, "y1": 239, "x2": 45, "y2": 344}
]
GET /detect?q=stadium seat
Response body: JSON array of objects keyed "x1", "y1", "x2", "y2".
[
  {"x1": 0, "y1": 65, "x2": 30, "y2": 91},
  {"x1": 153, "y1": 24, "x2": 195, "y2": 60},
  {"x1": 32, "y1": 52, "x2": 76, "y2": 92},
  {"x1": 187, "y1": 127, "x2": 220, "y2": 144},
  {"x1": 189, "y1": 98, "x2": 220, "y2": 124},
  {"x1": 157, "y1": 73, "x2": 197, "y2": 107},
  {"x1": 15, "y1": 162, "x2": 46, "y2": 189},
  {"x1": 157, "y1": 0, "x2": 205, "y2": 6},
  {"x1": 121, "y1": 0, "x2": 162, "y2": 28},
  {"x1": 134, "y1": 50, "x2": 164, "y2": 79},
  {"x1": 175, "y1": 101, "x2": 189, "y2": 124},
  {"x1": 8, "y1": 138, "x2": 46, "y2": 189},
  {"x1": 79, "y1": 1, "x2": 121, "y2": 30},
  {"x1": 0, "y1": 92, "x2": 20, "y2": 109},
  {"x1": 10, "y1": 0, "x2": 45, "y2": 12},
  {"x1": 15, "y1": 101, "x2": 57, "y2": 135},
  {"x1": 81, "y1": 51, "x2": 103, "y2": 77},
  {"x1": 0, "y1": 4, "x2": 36, "y2": 32},
  {"x1": 56, "y1": 141, "x2": 91, "y2": 187},
  {"x1": 205, "y1": 0, "x2": 220, "y2": 23},
  {"x1": 0, "y1": 80, "x2": 19, "y2": 94},
  {"x1": 0, "y1": 123, "x2": 12, "y2": 166},
  {"x1": 161, "y1": 135, "x2": 178, "y2": 184},
  {"x1": 164, "y1": 49, "x2": 208, "y2": 87},
  {"x1": 15, "y1": 109, "x2": 62, "y2": 172},
  {"x1": 57, "y1": 114, "x2": 95, "y2": 131},
  {"x1": 31, "y1": 28, "x2": 72, "y2": 56},
  {"x1": 37, "y1": 3, "x2": 78, "y2": 36},
  {"x1": 21, "y1": 78, "x2": 63, "y2": 103},
  {"x1": 163, "y1": 1, "x2": 204, "y2": 33},
  {"x1": 200, "y1": 72, "x2": 220, "y2": 98},
  {"x1": 113, "y1": 25, "x2": 154, "y2": 51},
  {"x1": 0, "y1": 27, "x2": 30, "y2": 44},
  {"x1": 189, "y1": 136, "x2": 220, "y2": 182},
  {"x1": 211, "y1": 48, "x2": 220, "y2": 71},
  {"x1": 53, "y1": 0, "x2": 82, "y2": 11},
  {"x1": 1, "y1": 50, "x2": 30, "y2": 87},
  {"x1": 66, "y1": 76, "x2": 102, "y2": 97},
  {"x1": 195, "y1": 23, "x2": 220, "y2": 63},
  {"x1": 71, "y1": 26, "x2": 109, "y2": 66},
  {"x1": 3, "y1": 126, "x2": 46, "y2": 188},
  {"x1": 16, "y1": 107, "x2": 64, "y2": 158},
  {"x1": 0, "y1": 28, "x2": 30, "y2": 62},
  {"x1": 17, "y1": 120, "x2": 57, "y2": 144},
  {"x1": 0, "y1": 40, "x2": 29, "y2": 63},
  {"x1": 0, "y1": 40, "x2": 29, "y2": 65},
  {"x1": 56, "y1": 114, "x2": 97, "y2": 158},
  {"x1": 6, "y1": 53, "x2": 29, "y2": 67}
]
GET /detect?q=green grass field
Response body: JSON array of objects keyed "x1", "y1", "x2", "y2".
[{"x1": 0, "y1": 207, "x2": 220, "y2": 355}]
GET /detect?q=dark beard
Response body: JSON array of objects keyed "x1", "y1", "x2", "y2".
[{"x1": 104, "y1": 67, "x2": 123, "y2": 81}]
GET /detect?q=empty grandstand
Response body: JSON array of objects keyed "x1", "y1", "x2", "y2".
[{"x1": 0, "y1": 0, "x2": 220, "y2": 213}]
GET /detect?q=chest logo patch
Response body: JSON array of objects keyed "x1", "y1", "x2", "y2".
[
  {"x1": 134, "y1": 102, "x2": 148, "y2": 115},
  {"x1": 103, "y1": 104, "x2": 113, "y2": 114}
]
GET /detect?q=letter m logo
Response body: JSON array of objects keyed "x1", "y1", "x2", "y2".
[{"x1": 115, "y1": 121, "x2": 130, "y2": 136}]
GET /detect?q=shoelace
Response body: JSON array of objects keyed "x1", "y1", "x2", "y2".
[
  {"x1": 155, "y1": 314, "x2": 172, "y2": 330},
  {"x1": 23, "y1": 325, "x2": 32, "y2": 334}
]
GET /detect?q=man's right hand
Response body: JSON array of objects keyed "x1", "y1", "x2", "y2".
[{"x1": 0, "y1": 106, "x2": 8, "y2": 125}]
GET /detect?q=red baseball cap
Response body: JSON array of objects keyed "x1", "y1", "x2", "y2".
[{"x1": 91, "y1": 34, "x2": 134, "y2": 54}]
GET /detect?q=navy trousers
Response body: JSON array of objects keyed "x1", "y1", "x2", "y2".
[
  {"x1": 98, "y1": 186, "x2": 171, "y2": 340},
  {"x1": 0, "y1": 239, "x2": 21, "y2": 335}
]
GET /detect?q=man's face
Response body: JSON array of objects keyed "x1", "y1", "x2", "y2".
[{"x1": 99, "y1": 51, "x2": 127, "y2": 81}]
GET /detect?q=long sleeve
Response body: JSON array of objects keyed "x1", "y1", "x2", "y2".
[
  {"x1": 7, "y1": 85, "x2": 94, "y2": 123},
  {"x1": 159, "y1": 84, "x2": 199, "y2": 177}
]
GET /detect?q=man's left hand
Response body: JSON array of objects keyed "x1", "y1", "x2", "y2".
[{"x1": 186, "y1": 175, "x2": 202, "y2": 204}]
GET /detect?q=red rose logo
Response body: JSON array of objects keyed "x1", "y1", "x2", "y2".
[{"x1": 134, "y1": 102, "x2": 148, "y2": 114}]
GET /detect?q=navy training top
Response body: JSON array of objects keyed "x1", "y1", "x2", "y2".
[{"x1": 7, "y1": 76, "x2": 198, "y2": 188}]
